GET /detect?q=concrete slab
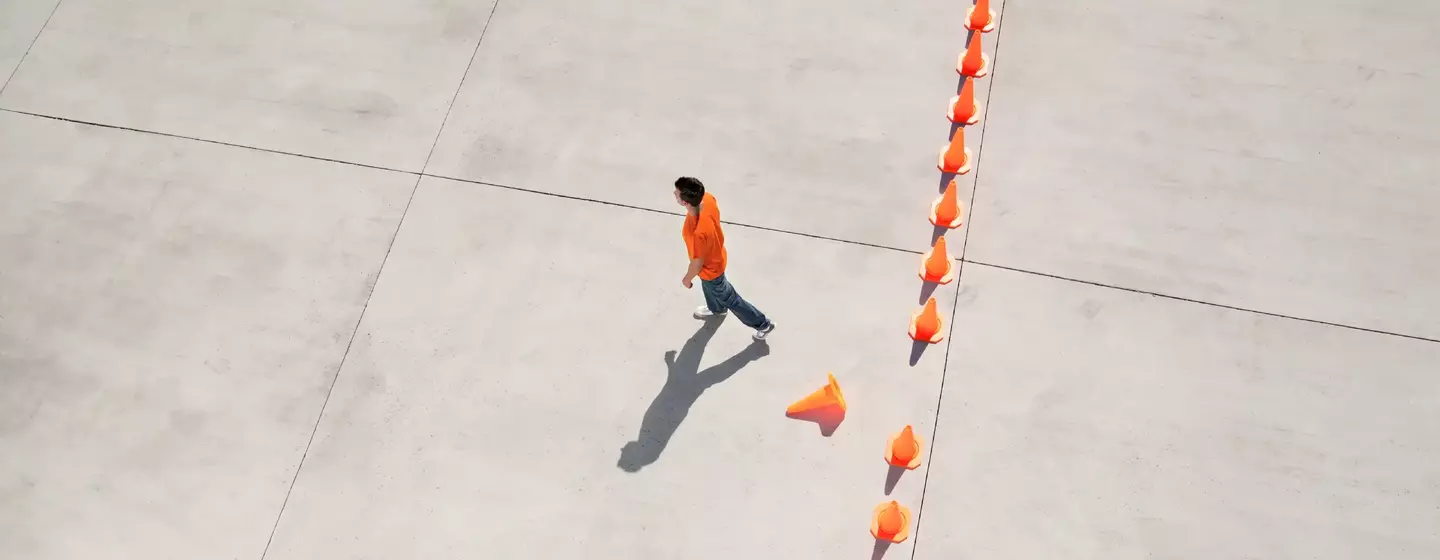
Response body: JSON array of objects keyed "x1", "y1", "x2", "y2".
[
  {"x1": 262, "y1": 177, "x2": 955, "y2": 559},
  {"x1": 0, "y1": 112, "x2": 414, "y2": 559},
  {"x1": 0, "y1": 0, "x2": 59, "y2": 87},
  {"x1": 965, "y1": 0, "x2": 1440, "y2": 338},
  {"x1": 426, "y1": 0, "x2": 1003, "y2": 252},
  {"x1": 915, "y1": 264, "x2": 1440, "y2": 559},
  {"x1": 0, "y1": 0, "x2": 497, "y2": 171}
]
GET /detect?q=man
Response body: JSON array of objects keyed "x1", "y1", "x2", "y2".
[{"x1": 674, "y1": 177, "x2": 776, "y2": 341}]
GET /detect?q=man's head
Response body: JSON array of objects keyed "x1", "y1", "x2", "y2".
[{"x1": 673, "y1": 177, "x2": 705, "y2": 210}]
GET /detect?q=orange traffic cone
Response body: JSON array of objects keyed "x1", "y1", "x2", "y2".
[
  {"x1": 930, "y1": 179, "x2": 964, "y2": 229},
  {"x1": 947, "y1": 78, "x2": 982, "y2": 125},
  {"x1": 937, "y1": 127, "x2": 971, "y2": 174},
  {"x1": 919, "y1": 236, "x2": 955, "y2": 284},
  {"x1": 956, "y1": 32, "x2": 989, "y2": 78},
  {"x1": 871, "y1": 501, "x2": 912, "y2": 543},
  {"x1": 909, "y1": 297, "x2": 945, "y2": 344},
  {"x1": 966, "y1": 0, "x2": 997, "y2": 32},
  {"x1": 885, "y1": 425, "x2": 923, "y2": 470},
  {"x1": 786, "y1": 373, "x2": 847, "y2": 416}
]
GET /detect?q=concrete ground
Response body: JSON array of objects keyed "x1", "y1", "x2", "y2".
[{"x1": 1, "y1": 0, "x2": 1437, "y2": 558}]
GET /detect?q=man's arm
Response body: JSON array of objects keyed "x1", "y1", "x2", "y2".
[{"x1": 682, "y1": 257, "x2": 704, "y2": 288}]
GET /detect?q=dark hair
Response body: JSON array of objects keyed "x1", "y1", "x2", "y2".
[{"x1": 674, "y1": 176, "x2": 705, "y2": 207}]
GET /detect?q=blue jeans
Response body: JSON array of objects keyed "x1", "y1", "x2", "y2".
[{"x1": 701, "y1": 273, "x2": 771, "y2": 330}]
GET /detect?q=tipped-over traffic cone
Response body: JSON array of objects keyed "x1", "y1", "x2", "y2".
[
  {"x1": 920, "y1": 236, "x2": 955, "y2": 284},
  {"x1": 931, "y1": 179, "x2": 964, "y2": 229},
  {"x1": 957, "y1": 33, "x2": 989, "y2": 78},
  {"x1": 885, "y1": 425, "x2": 923, "y2": 470},
  {"x1": 947, "y1": 78, "x2": 982, "y2": 125},
  {"x1": 786, "y1": 373, "x2": 847, "y2": 416},
  {"x1": 871, "y1": 501, "x2": 912, "y2": 543},
  {"x1": 937, "y1": 127, "x2": 971, "y2": 174},
  {"x1": 909, "y1": 298, "x2": 945, "y2": 344},
  {"x1": 966, "y1": 0, "x2": 997, "y2": 32}
]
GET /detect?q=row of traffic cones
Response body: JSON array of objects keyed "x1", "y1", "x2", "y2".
[
  {"x1": 784, "y1": 0, "x2": 996, "y2": 548},
  {"x1": 871, "y1": 424, "x2": 925, "y2": 542},
  {"x1": 875, "y1": 0, "x2": 998, "y2": 547},
  {"x1": 911, "y1": 183, "x2": 960, "y2": 341},
  {"x1": 872, "y1": 425, "x2": 924, "y2": 541},
  {"x1": 908, "y1": 0, "x2": 995, "y2": 348}
]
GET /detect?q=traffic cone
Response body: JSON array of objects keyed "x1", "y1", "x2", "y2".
[
  {"x1": 956, "y1": 32, "x2": 989, "y2": 78},
  {"x1": 966, "y1": 0, "x2": 997, "y2": 32},
  {"x1": 871, "y1": 501, "x2": 912, "y2": 543},
  {"x1": 885, "y1": 425, "x2": 923, "y2": 470},
  {"x1": 786, "y1": 373, "x2": 847, "y2": 416},
  {"x1": 947, "y1": 78, "x2": 981, "y2": 125},
  {"x1": 937, "y1": 127, "x2": 971, "y2": 174},
  {"x1": 909, "y1": 297, "x2": 945, "y2": 344},
  {"x1": 930, "y1": 179, "x2": 964, "y2": 229},
  {"x1": 919, "y1": 236, "x2": 955, "y2": 284}
]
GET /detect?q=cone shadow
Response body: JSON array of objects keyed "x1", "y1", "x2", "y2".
[
  {"x1": 937, "y1": 171, "x2": 956, "y2": 194},
  {"x1": 908, "y1": 339, "x2": 929, "y2": 367},
  {"x1": 918, "y1": 281, "x2": 939, "y2": 306},
  {"x1": 937, "y1": 121, "x2": 965, "y2": 193},
  {"x1": 618, "y1": 317, "x2": 770, "y2": 472},
  {"x1": 786, "y1": 406, "x2": 844, "y2": 437},
  {"x1": 937, "y1": 140, "x2": 961, "y2": 192},
  {"x1": 884, "y1": 465, "x2": 906, "y2": 495},
  {"x1": 871, "y1": 539, "x2": 892, "y2": 560},
  {"x1": 930, "y1": 224, "x2": 951, "y2": 247}
]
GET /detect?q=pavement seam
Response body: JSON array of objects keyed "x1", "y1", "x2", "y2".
[
  {"x1": 257, "y1": 174, "x2": 423, "y2": 560},
  {"x1": 6, "y1": 117, "x2": 1435, "y2": 349},
  {"x1": 907, "y1": 258, "x2": 969, "y2": 558},
  {"x1": 908, "y1": 5, "x2": 1010, "y2": 556},
  {"x1": 0, "y1": 0, "x2": 64, "y2": 95},
  {"x1": 425, "y1": 173, "x2": 922, "y2": 255},
  {"x1": 418, "y1": 0, "x2": 504, "y2": 174},
  {"x1": 9, "y1": 116, "x2": 1434, "y2": 346},
  {"x1": 953, "y1": 50, "x2": 1004, "y2": 263},
  {"x1": 964, "y1": 259, "x2": 1440, "y2": 344},
  {"x1": 0, "y1": 108, "x2": 415, "y2": 174},
  {"x1": 257, "y1": 1, "x2": 503, "y2": 557},
  {"x1": 0, "y1": 107, "x2": 924, "y2": 258}
]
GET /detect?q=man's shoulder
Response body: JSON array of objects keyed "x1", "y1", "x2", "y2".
[{"x1": 701, "y1": 193, "x2": 722, "y2": 220}]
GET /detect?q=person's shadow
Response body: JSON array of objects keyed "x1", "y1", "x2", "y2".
[{"x1": 618, "y1": 317, "x2": 770, "y2": 472}]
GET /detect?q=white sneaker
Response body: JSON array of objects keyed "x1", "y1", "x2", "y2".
[
  {"x1": 694, "y1": 306, "x2": 728, "y2": 319},
  {"x1": 752, "y1": 322, "x2": 776, "y2": 341}
]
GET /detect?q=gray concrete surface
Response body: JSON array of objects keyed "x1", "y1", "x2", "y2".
[
  {"x1": 0, "y1": 111, "x2": 414, "y2": 559},
  {"x1": 2, "y1": 0, "x2": 1439, "y2": 558},
  {"x1": 0, "y1": 0, "x2": 497, "y2": 171},
  {"x1": 425, "y1": 0, "x2": 1001, "y2": 252},
  {"x1": 261, "y1": 176, "x2": 953, "y2": 559},
  {"x1": 965, "y1": 0, "x2": 1440, "y2": 339},
  {"x1": 0, "y1": 0, "x2": 59, "y2": 87},
  {"x1": 915, "y1": 264, "x2": 1440, "y2": 559}
]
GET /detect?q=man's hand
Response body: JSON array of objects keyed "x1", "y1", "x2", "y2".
[{"x1": 682, "y1": 276, "x2": 693, "y2": 289}]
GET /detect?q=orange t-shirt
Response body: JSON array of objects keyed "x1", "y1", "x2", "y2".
[{"x1": 682, "y1": 193, "x2": 728, "y2": 281}]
